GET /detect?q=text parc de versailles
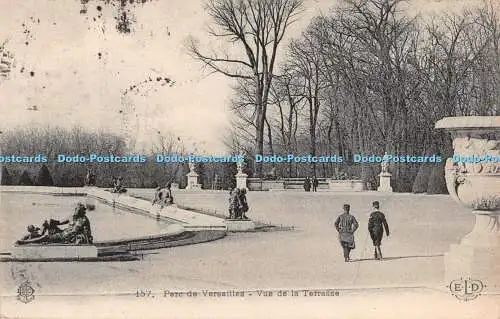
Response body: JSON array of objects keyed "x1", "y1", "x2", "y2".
[{"x1": 160, "y1": 289, "x2": 340, "y2": 298}]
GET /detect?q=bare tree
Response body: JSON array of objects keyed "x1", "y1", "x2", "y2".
[
  {"x1": 287, "y1": 18, "x2": 329, "y2": 176},
  {"x1": 472, "y1": 0, "x2": 500, "y2": 115},
  {"x1": 269, "y1": 68, "x2": 303, "y2": 176},
  {"x1": 187, "y1": 0, "x2": 304, "y2": 176}
]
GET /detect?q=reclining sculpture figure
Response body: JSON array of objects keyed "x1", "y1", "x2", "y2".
[{"x1": 16, "y1": 203, "x2": 93, "y2": 245}]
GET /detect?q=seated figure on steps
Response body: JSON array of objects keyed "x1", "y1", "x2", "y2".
[
  {"x1": 152, "y1": 183, "x2": 174, "y2": 207},
  {"x1": 112, "y1": 176, "x2": 127, "y2": 193}
]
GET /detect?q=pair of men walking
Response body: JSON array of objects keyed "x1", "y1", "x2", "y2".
[{"x1": 334, "y1": 201, "x2": 390, "y2": 262}]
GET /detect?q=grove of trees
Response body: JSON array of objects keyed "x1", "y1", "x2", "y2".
[{"x1": 215, "y1": 0, "x2": 499, "y2": 192}]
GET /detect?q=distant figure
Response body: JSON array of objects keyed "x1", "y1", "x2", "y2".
[
  {"x1": 303, "y1": 177, "x2": 311, "y2": 192},
  {"x1": 368, "y1": 201, "x2": 390, "y2": 260},
  {"x1": 85, "y1": 170, "x2": 91, "y2": 186},
  {"x1": 238, "y1": 188, "x2": 249, "y2": 219},
  {"x1": 334, "y1": 204, "x2": 359, "y2": 262},
  {"x1": 85, "y1": 169, "x2": 96, "y2": 186},
  {"x1": 90, "y1": 170, "x2": 96, "y2": 185},
  {"x1": 22, "y1": 225, "x2": 41, "y2": 241},
  {"x1": 269, "y1": 167, "x2": 276, "y2": 178},
  {"x1": 228, "y1": 189, "x2": 234, "y2": 217},
  {"x1": 264, "y1": 167, "x2": 277, "y2": 180},
  {"x1": 312, "y1": 176, "x2": 319, "y2": 192}
]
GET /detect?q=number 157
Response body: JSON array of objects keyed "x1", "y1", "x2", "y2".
[{"x1": 136, "y1": 289, "x2": 152, "y2": 297}]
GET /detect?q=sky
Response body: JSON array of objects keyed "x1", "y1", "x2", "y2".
[{"x1": 0, "y1": 0, "x2": 482, "y2": 154}]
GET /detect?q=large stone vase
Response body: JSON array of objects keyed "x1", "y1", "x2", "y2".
[{"x1": 435, "y1": 116, "x2": 500, "y2": 293}]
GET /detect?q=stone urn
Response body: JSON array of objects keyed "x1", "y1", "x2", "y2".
[{"x1": 435, "y1": 116, "x2": 500, "y2": 293}]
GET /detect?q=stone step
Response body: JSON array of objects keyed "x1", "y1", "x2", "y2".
[{"x1": 86, "y1": 188, "x2": 227, "y2": 229}]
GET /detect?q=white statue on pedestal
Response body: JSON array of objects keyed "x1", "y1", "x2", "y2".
[
  {"x1": 378, "y1": 151, "x2": 392, "y2": 192},
  {"x1": 237, "y1": 151, "x2": 245, "y2": 174},
  {"x1": 235, "y1": 150, "x2": 248, "y2": 190},
  {"x1": 189, "y1": 161, "x2": 196, "y2": 173},
  {"x1": 186, "y1": 160, "x2": 201, "y2": 189},
  {"x1": 381, "y1": 152, "x2": 389, "y2": 173}
]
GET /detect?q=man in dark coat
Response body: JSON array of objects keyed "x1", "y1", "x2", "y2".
[
  {"x1": 312, "y1": 176, "x2": 319, "y2": 192},
  {"x1": 303, "y1": 177, "x2": 311, "y2": 192},
  {"x1": 368, "y1": 201, "x2": 390, "y2": 260},
  {"x1": 334, "y1": 204, "x2": 359, "y2": 262}
]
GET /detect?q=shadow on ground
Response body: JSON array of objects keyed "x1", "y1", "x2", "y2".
[{"x1": 352, "y1": 254, "x2": 444, "y2": 262}]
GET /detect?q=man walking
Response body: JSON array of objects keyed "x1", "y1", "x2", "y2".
[
  {"x1": 334, "y1": 204, "x2": 359, "y2": 262},
  {"x1": 368, "y1": 201, "x2": 390, "y2": 260}
]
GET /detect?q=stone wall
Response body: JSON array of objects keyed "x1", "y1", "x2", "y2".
[{"x1": 246, "y1": 178, "x2": 365, "y2": 191}]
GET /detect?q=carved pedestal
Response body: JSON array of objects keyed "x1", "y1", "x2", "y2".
[
  {"x1": 185, "y1": 172, "x2": 201, "y2": 190},
  {"x1": 377, "y1": 173, "x2": 393, "y2": 192},
  {"x1": 436, "y1": 116, "x2": 500, "y2": 293},
  {"x1": 224, "y1": 219, "x2": 255, "y2": 231},
  {"x1": 236, "y1": 172, "x2": 248, "y2": 191},
  {"x1": 444, "y1": 211, "x2": 500, "y2": 292}
]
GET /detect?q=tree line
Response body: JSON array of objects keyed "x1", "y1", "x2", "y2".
[
  {"x1": 0, "y1": 126, "x2": 239, "y2": 189},
  {"x1": 189, "y1": 0, "x2": 500, "y2": 192}
]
